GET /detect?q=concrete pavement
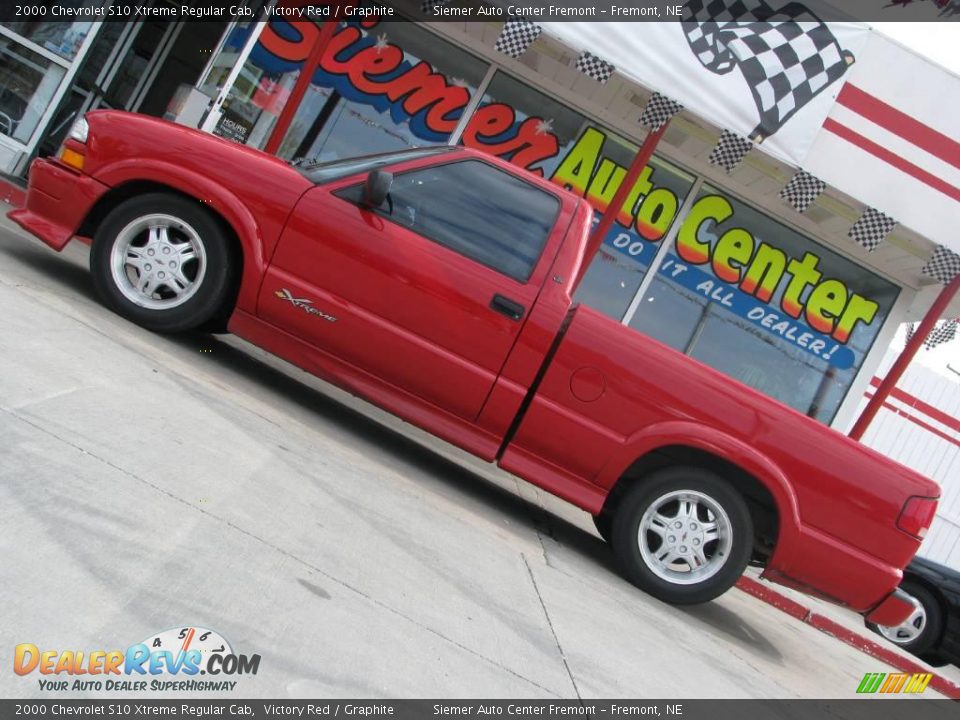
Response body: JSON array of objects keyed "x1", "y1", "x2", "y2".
[{"x1": 0, "y1": 205, "x2": 952, "y2": 701}]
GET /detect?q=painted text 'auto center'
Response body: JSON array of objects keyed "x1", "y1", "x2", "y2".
[{"x1": 2, "y1": 4, "x2": 958, "y2": 462}]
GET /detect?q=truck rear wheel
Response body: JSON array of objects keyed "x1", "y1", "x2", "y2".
[
  {"x1": 90, "y1": 193, "x2": 235, "y2": 333},
  {"x1": 611, "y1": 467, "x2": 753, "y2": 605}
]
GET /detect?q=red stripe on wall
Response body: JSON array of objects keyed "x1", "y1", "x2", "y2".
[
  {"x1": 869, "y1": 377, "x2": 960, "y2": 434},
  {"x1": 864, "y1": 393, "x2": 960, "y2": 449},
  {"x1": 823, "y1": 118, "x2": 960, "y2": 204},
  {"x1": 837, "y1": 84, "x2": 960, "y2": 171}
]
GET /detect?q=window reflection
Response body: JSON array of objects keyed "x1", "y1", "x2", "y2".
[
  {"x1": 468, "y1": 72, "x2": 696, "y2": 321},
  {"x1": 2, "y1": 14, "x2": 94, "y2": 61},
  {"x1": 338, "y1": 160, "x2": 559, "y2": 282},
  {"x1": 214, "y1": 19, "x2": 486, "y2": 157},
  {"x1": 0, "y1": 37, "x2": 66, "y2": 143},
  {"x1": 630, "y1": 185, "x2": 899, "y2": 423}
]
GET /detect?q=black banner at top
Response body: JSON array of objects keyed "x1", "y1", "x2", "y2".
[{"x1": 0, "y1": 0, "x2": 958, "y2": 23}]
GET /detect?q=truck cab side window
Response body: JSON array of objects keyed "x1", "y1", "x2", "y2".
[{"x1": 337, "y1": 160, "x2": 559, "y2": 283}]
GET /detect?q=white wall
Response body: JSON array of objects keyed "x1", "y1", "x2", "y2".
[{"x1": 847, "y1": 347, "x2": 960, "y2": 570}]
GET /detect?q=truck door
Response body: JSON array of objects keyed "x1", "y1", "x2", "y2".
[{"x1": 259, "y1": 156, "x2": 568, "y2": 421}]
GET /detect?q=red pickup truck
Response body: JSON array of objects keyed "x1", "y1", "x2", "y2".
[{"x1": 10, "y1": 110, "x2": 939, "y2": 621}]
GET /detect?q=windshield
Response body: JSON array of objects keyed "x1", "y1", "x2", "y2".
[{"x1": 296, "y1": 146, "x2": 458, "y2": 184}]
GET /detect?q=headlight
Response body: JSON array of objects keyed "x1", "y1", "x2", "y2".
[{"x1": 68, "y1": 117, "x2": 89, "y2": 144}]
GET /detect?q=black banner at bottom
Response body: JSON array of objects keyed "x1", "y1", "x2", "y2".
[{"x1": 1, "y1": 700, "x2": 955, "y2": 720}]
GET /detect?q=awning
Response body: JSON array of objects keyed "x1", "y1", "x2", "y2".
[{"x1": 514, "y1": 11, "x2": 960, "y2": 269}]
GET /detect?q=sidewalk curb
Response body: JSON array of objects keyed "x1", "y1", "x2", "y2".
[{"x1": 735, "y1": 576, "x2": 960, "y2": 700}]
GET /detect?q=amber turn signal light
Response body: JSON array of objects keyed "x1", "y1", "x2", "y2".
[{"x1": 59, "y1": 146, "x2": 85, "y2": 171}]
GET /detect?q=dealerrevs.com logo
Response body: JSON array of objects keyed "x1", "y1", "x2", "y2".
[{"x1": 14, "y1": 626, "x2": 261, "y2": 692}]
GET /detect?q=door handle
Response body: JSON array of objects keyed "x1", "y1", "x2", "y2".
[{"x1": 490, "y1": 294, "x2": 526, "y2": 321}]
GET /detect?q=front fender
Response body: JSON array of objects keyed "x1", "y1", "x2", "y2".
[
  {"x1": 596, "y1": 420, "x2": 803, "y2": 566},
  {"x1": 93, "y1": 159, "x2": 269, "y2": 314}
]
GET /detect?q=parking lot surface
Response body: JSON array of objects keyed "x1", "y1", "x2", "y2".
[{"x1": 0, "y1": 206, "x2": 953, "y2": 701}]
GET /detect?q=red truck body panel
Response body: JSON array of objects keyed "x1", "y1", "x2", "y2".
[
  {"x1": 258, "y1": 153, "x2": 578, "y2": 425},
  {"x1": 502, "y1": 305, "x2": 936, "y2": 609},
  {"x1": 9, "y1": 111, "x2": 940, "y2": 618}
]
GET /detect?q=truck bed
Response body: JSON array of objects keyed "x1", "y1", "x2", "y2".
[{"x1": 500, "y1": 305, "x2": 939, "y2": 611}]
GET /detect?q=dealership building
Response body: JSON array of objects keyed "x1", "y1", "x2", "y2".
[{"x1": 1, "y1": 1, "x2": 958, "y2": 561}]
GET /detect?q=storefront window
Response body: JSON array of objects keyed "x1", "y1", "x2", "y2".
[
  {"x1": 212, "y1": 18, "x2": 487, "y2": 157},
  {"x1": 0, "y1": 36, "x2": 66, "y2": 143},
  {"x1": 566, "y1": 136, "x2": 694, "y2": 320},
  {"x1": 628, "y1": 185, "x2": 899, "y2": 423},
  {"x1": 210, "y1": 20, "x2": 292, "y2": 147},
  {"x1": 463, "y1": 72, "x2": 696, "y2": 320},
  {"x1": 2, "y1": 17, "x2": 94, "y2": 62},
  {"x1": 31, "y1": 24, "x2": 123, "y2": 160},
  {"x1": 197, "y1": 21, "x2": 259, "y2": 102}
]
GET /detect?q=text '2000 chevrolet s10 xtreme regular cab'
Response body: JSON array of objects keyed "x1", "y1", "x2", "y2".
[{"x1": 11, "y1": 111, "x2": 940, "y2": 621}]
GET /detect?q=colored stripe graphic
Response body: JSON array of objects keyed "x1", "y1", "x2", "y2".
[
  {"x1": 880, "y1": 672, "x2": 908, "y2": 693},
  {"x1": 868, "y1": 377, "x2": 960, "y2": 434},
  {"x1": 856, "y1": 672, "x2": 932, "y2": 693},
  {"x1": 837, "y1": 84, "x2": 960, "y2": 171},
  {"x1": 905, "y1": 673, "x2": 933, "y2": 694},
  {"x1": 823, "y1": 118, "x2": 960, "y2": 203},
  {"x1": 864, "y1": 393, "x2": 960, "y2": 449},
  {"x1": 857, "y1": 672, "x2": 884, "y2": 693}
]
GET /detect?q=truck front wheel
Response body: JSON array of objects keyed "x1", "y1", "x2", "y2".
[
  {"x1": 612, "y1": 468, "x2": 753, "y2": 605},
  {"x1": 90, "y1": 193, "x2": 235, "y2": 333}
]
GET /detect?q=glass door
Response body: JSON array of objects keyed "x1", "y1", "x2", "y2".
[
  {"x1": 27, "y1": 20, "x2": 172, "y2": 164},
  {"x1": 89, "y1": 20, "x2": 178, "y2": 113},
  {"x1": 195, "y1": 1, "x2": 273, "y2": 136}
]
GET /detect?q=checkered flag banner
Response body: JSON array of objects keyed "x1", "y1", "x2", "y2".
[
  {"x1": 709, "y1": 129, "x2": 753, "y2": 173},
  {"x1": 495, "y1": 20, "x2": 542, "y2": 59},
  {"x1": 849, "y1": 207, "x2": 896, "y2": 252},
  {"x1": 780, "y1": 170, "x2": 825, "y2": 213},
  {"x1": 904, "y1": 318, "x2": 957, "y2": 349},
  {"x1": 683, "y1": 0, "x2": 855, "y2": 140},
  {"x1": 905, "y1": 322, "x2": 915, "y2": 345},
  {"x1": 922, "y1": 245, "x2": 960, "y2": 284},
  {"x1": 576, "y1": 51, "x2": 615, "y2": 83},
  {"x1": 421, "y1": 0, "x2": 450, "y2": 14},
  {"x1": 924, "y1": 319, "x2": 958, "y2": 349},
  {"x1": 640, "y1": 93, "x2": 684, "y2": 130}
]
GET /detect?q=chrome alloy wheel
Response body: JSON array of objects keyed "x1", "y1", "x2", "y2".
[
  {"x1": 878, "y1": 596, "x2": 926, "y2": 645},
  {"x1": 638, "y1": 489, "x2": 733, "y2": 585},
  {"x1": 109, "y1": 213, "x2": 207, "y2": 310}
]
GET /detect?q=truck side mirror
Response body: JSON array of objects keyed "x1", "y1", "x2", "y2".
[{"x1": 363, "y1": 170, "x2": 393, "y2": 209}]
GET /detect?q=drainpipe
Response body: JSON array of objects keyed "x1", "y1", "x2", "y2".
[
  {"x1": 576, "y1": 121, "x2": 669, "y2": 286},
  {"x1": 264, "y1": 10, "x2": 341, "y2": 156},
  {"x1": 849, "y1": 272, "x2": 960, "y2": 441}
]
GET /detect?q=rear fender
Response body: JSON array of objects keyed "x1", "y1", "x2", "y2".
[
  {"x1": 597, "y1": 420, "x2": 803, "y2": 566},
  {"x1": 92, "y1": 159, "x2": 269, "y2": 314}
]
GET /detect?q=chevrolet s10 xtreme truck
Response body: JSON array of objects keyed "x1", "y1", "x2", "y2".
[{"x1": 10, "y1": 111, "x2": 940, "y2": 620}]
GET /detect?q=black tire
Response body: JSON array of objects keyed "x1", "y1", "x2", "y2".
[
  {"x1": 918, "y1": 652, "x2": 948, "y2": 668},
  {"x1": 611, "y1": 467, "x2": 753, "y2": 605},
  {"x1": 593, "y1": 512, "x2": 613, "y2": 543},
  {"x1": 90, "y1": 193, "x2": 235, "y2": 333},
  {"x1": 869, "y1": 581, "x2": 943, "y2": 657}
]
